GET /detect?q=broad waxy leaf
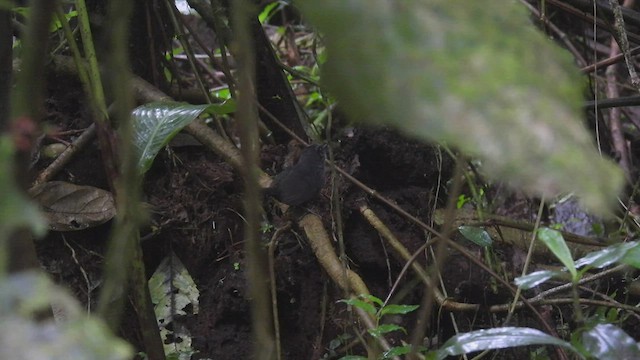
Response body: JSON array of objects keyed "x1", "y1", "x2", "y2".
[
  {"x1": 514, "y1": 269, "x2": 562, "y2": 289},
  {"x1": 132, "y1": 101, "x2": 233, "y2": 174},
  {"x1": 574, "y1": 241, "x2": 639, "y2": 269},
  {"x1": 582, "y1": 324, "x2": 640, "y2": 360},
  {"x1": 537, "y1": 228, "x2": 576, "y2": 279},
  {"x1": 516, "y1": 241, "x2": 640, "y2": 289},
  {"x1": 433, "y1": 327, "x2": 577, "y2": 359},
  {"x1": 296, "y1": 0, "x2": 622, "y2": 213},
  {"x1": 458, "y1": 225, "x2": 493, "y2": 247}
]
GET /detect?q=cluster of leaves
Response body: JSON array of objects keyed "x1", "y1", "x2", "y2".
[
  {"x1": 339, "y1": 294, "x2": 419, "y2": 358},
  {"x1": 336, "y1": 229, "x2": 640, "y2": 359}
]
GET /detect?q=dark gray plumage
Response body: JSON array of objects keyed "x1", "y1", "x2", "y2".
[{"x1": 265, "y1": 144, "x2": 327, "y2": 206}]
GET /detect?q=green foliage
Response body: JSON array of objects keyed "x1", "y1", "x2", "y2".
[
  {"x1": 338, "y1": 297, "x2": 584, "y2": 360},
  {"x1": 516, "y1": 235, "x2": 640, "y2": 289},
  {"x1": 295, "y1": 0, "x2": 623, "y2": 214},
  {"x1": 429, "y1": 327, "x2": 578, "y2": 360},
  {"x1": 210, "y1": 87, "x2": 232, "y2": 101},
  {"x1": 340, "y1": 239, "x2": 640, "y2": 358},
  {"x1": 260, "y1": 221, "x2": 274, "y2": 233},
  {"x1": 291, "y1": 59, "x2": 334, "y2": 135},
  {"x1": 458, "y1": 225, "x2": 493, "y2": 247},
  {"x1": 456, "y1": 194, "x2": 471, "y2": 209},
  {"x1": 342, "y1": 294, "x2": 419, "y2": 320},
  {"x1": 258, "y1": 1, "x2": 280, "y2": 24},
  {"x1": 51, "y1": 9, "x2": 77, "y2": 32},
  {"x1": 132, "y1": 102, "x2": 209, "y2": 174},
  {"x1": 131, "y1": 101, "x2": 235, "y2": 174},
  {"x1": 340, "y1": 294, "x2": 418, "y2": 358},
  {"x1": 537, "y1": 228, "x2": 577, "y2": 280},
  {"x1": 580, "y1": 324, "x2": 640, "y2": 360},
  {"x1": 336, "y1": 294, "x2": 639, "y2": 360}
]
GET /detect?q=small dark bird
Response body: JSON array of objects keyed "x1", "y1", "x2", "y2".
[{"x1": 265, "y1": 144, "x2": 327, "y2": 206}]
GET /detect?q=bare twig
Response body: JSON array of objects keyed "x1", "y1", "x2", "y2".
[
  {"x1": 609, "y1": 0, "x2": 640, "y2": 89},
  {"x1": 605, "y1": 0, "x2": 634, "y2": 181}
]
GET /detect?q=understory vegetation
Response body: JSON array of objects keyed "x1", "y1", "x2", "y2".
[{"x1": 3, "y1": 1, "x2": 640, "y2": 359}]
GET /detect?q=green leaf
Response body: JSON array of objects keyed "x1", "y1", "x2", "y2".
[
  {"x1": 606, "y1": 308, "x2": 620, "y2": 323},
  {"x1": 622, "y1": 244, "x2": 640, "y2": 268},
  {"x1": 582, "y1": 324, "x2": 640, "y2": 360},
  {"x1": 210, "y1": 88, "x2": 231, "y2": 101},
  {"x1": 380, "y1": 304, "x2": 419, "y2": 316},
  {"x1": 434, "y1": 327, "x2": 577, "y2": 359},
  {"x1": 514, "y1": 270, "x2": 563, "y2": 290},
  {"x1": 382, "y1": 345, "x2": 415, "y2": 358},
  {"x1": 204, "y1": 99, "x2": 236, "y2": 116},
  {"x1": 358, "y1": 293, "x2": 384, "y2": 307},
  {"x1": 51, "y1": 10, "x2": 77, "y2": 32},
  {"x1": 132, "y1": 102, "x2": 210, "y2": 174},
  {"x1": 537, "y1": 228, "x2": 576, "y2": 280},
  {"x1": 456, "y1": 194, "x2": 470, "y2": 209},
  {"x1": 259, "y1": 2, "x2": 280, "y2": 23},
  {"x1": 296, "y1": 0, "x2": 622, "y2": 214},
  {"x1": 339, "y1": 298, "x2": 376, "y2": 315},
  {"x1": 574, "y1": 241, "x2": 639, "y2": 270},
  {"x1": 458, "y1": 226, "x2": 493, "y2": 247},
  {"x1": 11, "y1": 7, "x2": 28, "y2": 17},
  {"x1": 368, "y1": 324, "x2": 406, "y2": 338}
]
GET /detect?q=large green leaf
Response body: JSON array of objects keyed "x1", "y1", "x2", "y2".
[
  {"x1": 514, "y1": 269, "x2": 562, "y2": 290},
  {"x1": 537, "y1": 228, "x2": 576, "y2": 279},
  {"x1": 296, "y1": 0, "x2": 622, "y2": 213},
  {"x1": 432, "y1": 327, "x2": 577, "y2": 359},
  {"x1": 515, "y1": 241, "x2": 640, "y2": 289},
  {"x1": 458, "y1": 225, "x2": 493, "y2": 247},
  {"x1": 132, "y1": 102, "x2": 209, "y2": 174},
  {"x1": 575, "y1": 241, "x2": 639, "y2": 269},
  {"x1": 132, "y1": 101, "x2": 234, "y2": 174},
  {"x1": 582, "y1": 324, "x2": 640, "y2": 360}
]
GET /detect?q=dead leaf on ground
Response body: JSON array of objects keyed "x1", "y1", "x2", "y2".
[{"x1": 29, "y1": 181, "x2": 115, "y2": 231}]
